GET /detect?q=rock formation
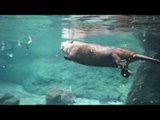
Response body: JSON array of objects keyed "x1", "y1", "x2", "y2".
[{"x1": 0, "y1": 93, "x2": 20, "y2": 105}]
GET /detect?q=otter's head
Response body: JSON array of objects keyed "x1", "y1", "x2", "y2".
[{"x1": 61, "y1": 40, "x2": 74, "y2": 54}]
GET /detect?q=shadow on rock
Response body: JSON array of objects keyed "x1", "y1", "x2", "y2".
[{"x1": 0, "y1": 93, "x2": 20, "y2": 105}]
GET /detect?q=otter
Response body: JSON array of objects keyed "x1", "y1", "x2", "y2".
[{"x1": 61, "y1": 40, "x2": 160, "y2": 78}]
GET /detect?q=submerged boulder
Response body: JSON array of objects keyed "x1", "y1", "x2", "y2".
[
  {"x1": 126, "y1": 62, "x2": 160, "y2": 104},
  {"x1": 127, "y1": 32, "x2": 160, "y2": 104},
  {"x1": 0, "y1": 93, "x2": 20, "y2": 105},
  {"x1": 46, "y1": 87, "x2": 76, "y2": 105}
]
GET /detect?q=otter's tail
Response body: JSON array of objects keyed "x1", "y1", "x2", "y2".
[{"x1": 134, "y1": 54, "x2": 160, "y2": 64}]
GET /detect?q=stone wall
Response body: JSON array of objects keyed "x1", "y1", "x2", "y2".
[{"x1": 127, "y1": 32, "x2": 160, "y2": 104}]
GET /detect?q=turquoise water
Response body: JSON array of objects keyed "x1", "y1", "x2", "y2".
[{"x1": 0, "y1": 15, "x2": 147, "y2": 105}]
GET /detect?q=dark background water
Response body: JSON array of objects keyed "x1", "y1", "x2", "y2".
[{"x1": 0, "y1": 15, "x2": 159, "y2": 105}]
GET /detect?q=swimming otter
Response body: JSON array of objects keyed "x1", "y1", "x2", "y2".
[{"x1": 61, "y1": 40, "x2": 160, "y2": 78}]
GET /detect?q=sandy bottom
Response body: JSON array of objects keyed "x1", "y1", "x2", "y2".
[{"x1": 0, "y1": 81, "x2": 124, "y2": 105}]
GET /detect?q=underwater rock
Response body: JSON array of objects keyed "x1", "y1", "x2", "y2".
[
  {"x1": 126, "y1": 62, "x2": 160, "y2": 104},
  {"x1": 0, "y1": 93, "x2": 14, "y2": 103},
  {"x1": 127, "y1": 33, "x2": 160, "y2": 105},
  {"x1": 0, "y1": 93, "x2": 20, "y2": 105},
  {"x1": 46, "y1": 88, "x2": 63, "y2": 105},
  {"x1": 99, "y1": 95, "x2": 123, "y2": 104},
  {"x1": 3, "y1": 97, "x2": 20, "y2": 105},
  {"x1": 46, "y1": 87, "x2": 76, "y2": 105}
]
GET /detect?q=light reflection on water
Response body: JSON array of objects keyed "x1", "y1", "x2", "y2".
[{"x1": 61, "y1": 15, "x2": 160, "y2": 39}]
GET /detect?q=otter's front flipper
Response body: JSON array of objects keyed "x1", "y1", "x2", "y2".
[{"x1": 64, "y1": 54, "x2": 71, "y2": 60}]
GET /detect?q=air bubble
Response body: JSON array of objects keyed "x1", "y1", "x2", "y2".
[
  {"x1": 28, "y1": 34, "x2": 32, "y2": 44},
  {"x1": 1, "y1": 46, "x2": 5, "y2": 51},
  {"x1": 131, "y1": 26, "x2": 134, "y2": 29},
  {"x1": 150, "y1": 101, "x2": 154, "y2": 103},
  {"x1": 143, "y1": 31, "x2": 146, "y2": 37},
  {"x1": 8, "y1": 53, "x2": 13, "y2": 58},
  {"x1": 143, "y1": 39, "x2": 146, "y2": 42},
  {"x1": 17, "y1": 40, "x2": 21, "y2": 47}
]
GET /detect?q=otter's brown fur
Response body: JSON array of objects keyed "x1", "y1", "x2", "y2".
[{"x1": 61, "y1": 41, "x2": 160, "y2": 78}]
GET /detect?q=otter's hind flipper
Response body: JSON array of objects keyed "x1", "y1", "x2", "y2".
[
  {"x1": 121, "y1": 69, "x2": 133, "y2": 78},
  {"x1": 111, "y1": 53, "x2": 133, "y2": 78},
  {"x1": 111, "y1": 53, "x2": 128, "y2": 69}
]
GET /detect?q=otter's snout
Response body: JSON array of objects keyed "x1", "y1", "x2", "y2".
[{"x1": 60, "y1": 40, "x2": 74, "y2": 54}]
